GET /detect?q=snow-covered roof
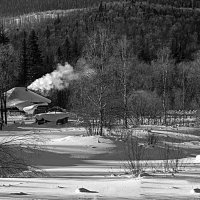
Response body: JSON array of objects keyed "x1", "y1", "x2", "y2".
[
  {"x1": 35, "y1": 112, "x2": 75, "y2": 122},
  {"x1": 5, "y1": 87, "x2": 51, "y2": 110}
]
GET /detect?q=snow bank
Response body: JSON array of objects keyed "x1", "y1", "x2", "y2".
[
  {"x1": 195, "y1": 155, "x2": 200, "y2": 163},
  {"x1": 152, "y1": 130, "x2": 200, "y2": 140},
  {"x1": 191, "y1": 188, "x2": 200, "y2": 194},
  {"x1": 165, "y1": 141, "x2": 200, "y2": 149},
  {"x1": 48, "y1": 135, "x2": 114, "y2": 147},
  {"x1": 0, "y1": 177, "x2": 142, "y2": 199}
]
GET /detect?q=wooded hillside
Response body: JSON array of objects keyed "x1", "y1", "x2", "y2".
[
  {"x1": 1, "y1": 0, "x2": 200, "y2": 131},
  {"x1": 0, "y1": 0, "x2": 115, "y2": 17}
]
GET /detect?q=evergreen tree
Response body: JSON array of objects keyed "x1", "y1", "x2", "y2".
[
  {"x1": 71, "y1": 36, "x2": 79, "y2": 63},
  {"x1": 54, "y1": 14, "x2": 61, "y2": 26},
  {"x1": 27, "y1": 29, "x2": 43, "y2": 85},
  {"x1": 138, "y1": 36, "x2": 151, "y2": 64},
  {"x1": 56, "y1": 46, "x2": 64, "y2": 65},
  {"x1": 43, "y1": 54, "x2": 54, "y2": 74},
  {"x1": 18, "y1": 31, "x2": 28, "y2": 86},
  {"x1": 44, "y1": 26, "x2": 51, "y2": 47},
  {"x1": 98, "y1": 1, "x2": 103, "y2": 13},
  {"x1": 54, "y1": 14, "x2": 61, "y2": 36},
  {"x1": 0, "y1": 26, "x2": 9, "y2": 45},
  {"x1": 62, "y1": 35, "x2": 71, "y2": 63}
]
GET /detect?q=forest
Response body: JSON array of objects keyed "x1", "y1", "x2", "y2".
[{"x1": 1, "y1": 0, "x2": 200, "y2": 133}]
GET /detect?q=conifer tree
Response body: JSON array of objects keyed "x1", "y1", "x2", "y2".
[
  {"x1": 99, "y1": 1, "x2": 103, "y2": 13},
  {"x1": 72, "y1": 36, "x2": 79, "y2": 62},
  {"x1": 56, "y1": 46, "x2": 64, "y2": 65},
  {"x1": 19, "y1": 31, "x2": 28, "y2": 86},
  {"x1": 43, "y1": 54, "x2": 54, "y2": 74},
  {"x1": 27, "y1": 29, "x2": 43, "y2": 85},
  {"x1": 44, "y1": 26, "x2": 51, "y2": 47},
  {"x1": 54, "y1": 14, "x2": 61, "y2": 36},
  {"x1": 0, "y1": 26, "x2": 9, "y2": 45},
  {"x1": 62, "y1": 35, "x2": 71, "y2": 63}
]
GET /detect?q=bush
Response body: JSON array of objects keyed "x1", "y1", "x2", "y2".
[
  {"x1": 123, "y1": 130, "x2": 146, "y2": 175},
  {"x1": 146, "y1": 132, "x2": 159, "y2": 147}
]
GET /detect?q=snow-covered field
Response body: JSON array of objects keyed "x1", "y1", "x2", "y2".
[{"x1": 0, "y1": 122, "x2": 200, "y2": 199}]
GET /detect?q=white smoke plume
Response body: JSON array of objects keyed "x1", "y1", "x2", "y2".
[{"x1": 28, "y1": 62, "x2": 94, "y2": 92}]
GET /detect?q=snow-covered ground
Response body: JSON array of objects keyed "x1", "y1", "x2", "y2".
[{"x1": 0, "y1": 123, "x2": 200, "y2": 199}]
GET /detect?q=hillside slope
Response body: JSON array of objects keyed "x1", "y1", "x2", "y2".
[{"x1": 0, "y1": 0, "x2": 116, "y2": 17}]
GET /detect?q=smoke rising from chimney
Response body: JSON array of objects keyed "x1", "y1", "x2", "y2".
[{"x1": 27, "y1": 62, "x2": 94, "y2": 92}]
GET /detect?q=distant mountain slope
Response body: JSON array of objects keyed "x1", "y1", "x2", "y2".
[
  {"x1": 1, "y1": 8, "x2": 88, "y2": 28},
  {"x1": 0, "y1": 0, "x2": 116, "y2": 17}
]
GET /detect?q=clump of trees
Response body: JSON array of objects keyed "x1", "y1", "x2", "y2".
[{"x1": 121, "y1": 130, "x2": 185, "y2": 176}]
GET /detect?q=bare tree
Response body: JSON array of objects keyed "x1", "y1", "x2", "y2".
[
  {"x1": 177, "y1": 62, "x2": 190, "y2": 110},
  {"x1": 117, "y1": 35, "x2": 132, "y2": 128},
  {"x1": 82, "y1": 27, "x2": 114, "y2": 136},
  {"x1": 123, "y1": 130, "x2": 146, "y2": 175},
  {"x1": 152, "y1": 47, "x2": 173, "y2": 125},
  {"x1": 128, "y1": 90, "x2": 162, "y2": 125}
]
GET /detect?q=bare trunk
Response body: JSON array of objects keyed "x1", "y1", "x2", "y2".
[
  {"x1": 182, "y1": 68, "x2": 185, "y2": 110},
  {"x1": 0, "y1": 93, "x2": 3, "y2": 130},
  {"x1": 192, "y1": 0, "x2": 195, "y2": 9},
  {"x1": 1, "y1": 95, "x2": 4, "y2": 123},
  {"x1": 99, "y1": 108, "x2": 104, "y2": 136},
  {"x1": 121, "y1": 36, "x2": 129, "y2": 129},
  {"x1": 99, "y1": 85, "x2": 104, "y2": 136},
  {"x1": 3, "y1": 92, "x2": 7, "y2": 125},
  {"x1": 123, "y1": 64, "x2": 128, "y2": 128},
  {"x1": 162, "y1": 67, "x2": 167, "y2": 125}
]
